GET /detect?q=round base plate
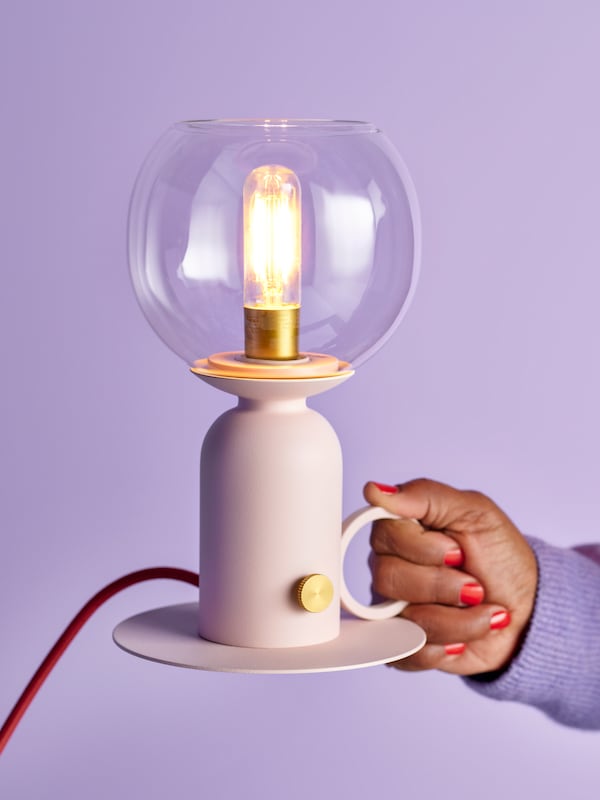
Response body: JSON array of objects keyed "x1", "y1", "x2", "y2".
[{"x1": 113, "y1": 603, "x2": 426, "y2": 674}]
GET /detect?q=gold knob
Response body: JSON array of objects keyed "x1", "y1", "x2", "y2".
[{"x1": 296, "y1": 574, "x2": 334, "y2": 613}]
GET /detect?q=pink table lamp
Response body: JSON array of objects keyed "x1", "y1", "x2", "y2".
[{"x1": 114, "y1": 119, "x2": 425, "y2": 673}]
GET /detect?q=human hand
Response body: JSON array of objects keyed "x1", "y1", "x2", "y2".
[{"x1": 364, "y1": 478, "x2": 538, "y2": 675}]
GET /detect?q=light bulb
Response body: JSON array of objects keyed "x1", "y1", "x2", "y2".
[{"x1": 243, "y1": 164, "x2": 301, "y2": 360}]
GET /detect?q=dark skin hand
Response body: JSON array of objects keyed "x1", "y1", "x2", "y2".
[{"x1": 365, "y1": 478, "x2": 538, "y2": 675}]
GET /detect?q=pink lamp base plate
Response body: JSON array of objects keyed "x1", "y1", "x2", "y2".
[{"x1": 113, "y1": 603, "x2": 426, "y2": 674}]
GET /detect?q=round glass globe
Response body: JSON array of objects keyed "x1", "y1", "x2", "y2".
[{"x1": 128, "y1": 119, "x2": 420, "y2": 368}]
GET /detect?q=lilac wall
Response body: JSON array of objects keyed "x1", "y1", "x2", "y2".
[{"x1": 1, "y1": 1, "x2": 599, "y2": 796}]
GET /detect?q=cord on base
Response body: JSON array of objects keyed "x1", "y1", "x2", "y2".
[{"x1": 0, "y1": 567, "x2": 199, "y2": 756}]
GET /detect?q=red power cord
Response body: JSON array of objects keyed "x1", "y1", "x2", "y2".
[{"x1": 0, "y1": 567, "x2": 199, "y2": 756}]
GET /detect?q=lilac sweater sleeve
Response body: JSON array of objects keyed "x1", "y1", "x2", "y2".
[{"x1": 464, "y1": 537, "x2": 600, "y2": 730}]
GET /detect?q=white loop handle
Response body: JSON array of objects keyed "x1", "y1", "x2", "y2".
[{"x1": 340, "y1": 506, "x2": 408, "y2": 621}]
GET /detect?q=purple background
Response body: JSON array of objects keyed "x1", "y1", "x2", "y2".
[{"x1": 1, "y1": 1, "x2": 599, "y2": 796}]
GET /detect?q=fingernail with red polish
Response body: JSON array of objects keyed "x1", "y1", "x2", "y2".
[
  {"x1": 445, "y1": 643, "x2": 466, "y2": 656},
  {"x1": 444, "y1": 548, "x2": 464, "y2": 567},
  {"x1": 373, "y1": 482, "x2": 398, "y2": 495},
  {"x1": 490, "y1": 610, "x2": 511, "y2": 630},
  {"x1": 460, "y1": 582, "x2": 484, "y2": 606}
]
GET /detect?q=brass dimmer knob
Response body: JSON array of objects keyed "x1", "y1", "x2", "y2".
[{"x1": 296, "y1": 574, "x2": 334, "y2": 613}]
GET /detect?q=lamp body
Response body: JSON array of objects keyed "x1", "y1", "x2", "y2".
[
  {"x1": 198, "y1": 374, "x2": 350, "y2": 648},
  {"x1": 126, "y1": 118, "x2": 421, "y2": 651},
  {"x1": 117, "y1": 120, "x2": 426, "y2": 670}
]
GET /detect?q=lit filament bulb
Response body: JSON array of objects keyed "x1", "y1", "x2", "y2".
[{"x1": 243, "y1": 165, "x2": 301, "y2": 360}]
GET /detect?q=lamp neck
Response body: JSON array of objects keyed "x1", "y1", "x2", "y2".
[{"x1": 237, "y1": 396, "x2": 307, "y2": 413}]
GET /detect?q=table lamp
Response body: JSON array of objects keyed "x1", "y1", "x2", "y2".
[{"x1": 114, "y1": 119, "x2": 425, "y2": 674}]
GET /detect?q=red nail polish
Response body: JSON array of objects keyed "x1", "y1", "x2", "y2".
[
  {"x1": 444, "y1": 548, "x2": 464, "y2": 567},
  {"x1": 445, "y1": 643, "x2": 466, "y2": 656},
  {"x1": 373, "y1": 482, "x2": 398, "y2": 495},
  {"x1": 490, "y1": 610, "x2": 511, "y2": 630},
  {"x1": 459, "y1": 582, "x2": 484, "y2": 606}
]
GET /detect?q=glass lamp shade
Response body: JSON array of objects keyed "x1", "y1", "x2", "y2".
[{"x1": 128, "y1": 119, "x2": 421, "y2": 367}]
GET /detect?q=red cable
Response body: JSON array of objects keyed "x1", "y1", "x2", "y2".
[{"x1": 0, "y1": 567, "x2": 199, "y2": 756}]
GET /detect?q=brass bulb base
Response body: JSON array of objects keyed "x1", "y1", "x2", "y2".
[{"x1": 244, "y1": 305, "x2": 299, "y2": 360}]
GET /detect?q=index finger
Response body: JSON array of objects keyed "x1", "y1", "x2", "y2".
[{"x1": 364, "y1": 478, "x2": 495, "y2": 533}]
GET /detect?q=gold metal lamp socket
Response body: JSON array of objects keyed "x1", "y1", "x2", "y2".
[{"x1": 244, "y1": 305, "x2": 299, "y2": 360}]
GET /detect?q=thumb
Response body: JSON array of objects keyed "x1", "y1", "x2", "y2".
[{"x1": 363, "y1": 478, "x2": 487, "y2": 532}]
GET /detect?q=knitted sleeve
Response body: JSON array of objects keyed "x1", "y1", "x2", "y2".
[{"x1": 463, "y1": 537, "x2": 600, "y2": 730}]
